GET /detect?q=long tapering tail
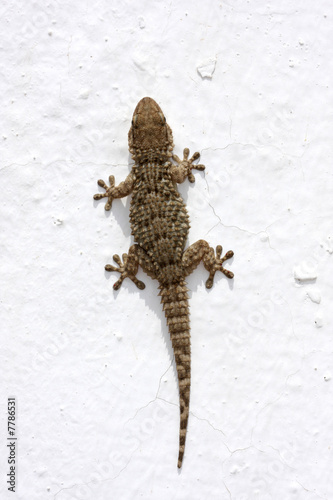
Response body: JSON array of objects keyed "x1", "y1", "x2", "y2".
[{"x1": 159, "y1": 279, "x2": 191, "y2": 468}]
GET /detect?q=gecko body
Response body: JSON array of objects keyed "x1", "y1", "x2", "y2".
[{"x1": 94, "y1": 97, "x2": 234, "y2": 468}]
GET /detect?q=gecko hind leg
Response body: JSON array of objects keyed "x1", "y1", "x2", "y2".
[
  {"x1": 182, "y1": 239, "x2": 234, "y2": 289},
  {"x1": 106, "y1": 244, "x2": 158, "y2": 290},
  {"x1": 106, "y1": 245, "x2": 144, "y2": 290},
  {"x1": 205, "y1": 244, "x2": 234, "y2": 288}
]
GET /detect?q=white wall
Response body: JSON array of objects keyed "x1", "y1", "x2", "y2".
[{"x1": 1, "y1": 0, "x2": 333, "y2": 498}]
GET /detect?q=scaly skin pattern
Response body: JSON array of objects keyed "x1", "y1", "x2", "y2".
[{"x1": 93, "y1": 97, "x2": 234, "y2": 468}]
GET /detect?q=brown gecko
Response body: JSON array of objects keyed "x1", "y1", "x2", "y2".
[{"x1": 93, "y1": 97, "x2": 234, "y2": 468}]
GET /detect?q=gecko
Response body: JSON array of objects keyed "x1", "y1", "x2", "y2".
[{"x1": 93, "y1": 97, "x2": 234, "y2": 468}]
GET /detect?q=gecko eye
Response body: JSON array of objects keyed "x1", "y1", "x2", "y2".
[
  {"x1": 158, "y1": 112, "x2": 166, "y2": 124},
  {"x1": 132, "y1": 115, "x2": 138, "y2": 128}
]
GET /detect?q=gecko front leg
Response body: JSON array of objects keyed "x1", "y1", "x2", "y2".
[
  {"x1": 171, "y1": 148, "x2": 205, "y2": 184},
  {"x1": 93, "y1": 173, "x2": 134, "y2": 211}
]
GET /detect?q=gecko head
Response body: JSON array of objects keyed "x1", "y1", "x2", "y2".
[{"x1": 128, "y1": 97, "x2": 173, "y2": 156}]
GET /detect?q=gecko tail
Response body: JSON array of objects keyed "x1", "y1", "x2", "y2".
[{"x1": 158, "y1": 279, "x2": 191, "y2": 469}]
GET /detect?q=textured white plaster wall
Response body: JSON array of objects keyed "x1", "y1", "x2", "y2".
[{"x1": 1, "y1": 0, "x2": 333, "y2": 499}]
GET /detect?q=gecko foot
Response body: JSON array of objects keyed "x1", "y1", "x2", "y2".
[
  {"x1": 172, "y1": 148, "x2": 205, "y2": 183},
  {"x1": 105, "y1": 253, "x2": 145, "y2": 290},
  {"x1": 205, "y1": 245, "x2": 234, "y2": 289},
  {"x1": 93, "y1": 175, "x2": 115, "y2": 211}
]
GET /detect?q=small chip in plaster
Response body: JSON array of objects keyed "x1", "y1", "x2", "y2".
[
  {"x1": 314, "y1": 314, "x2": 323, "y2": 328},
  {"x1": 293, "y1": 263, "x2": 317, "y2": 282},
  {"x1": 324, "y1": 373, "x2": 331, "y2": 382},
  {"x1": 197, "y1": 58, "x2": 217, "y2": 79},
  {"x1": 306, "y1": 289, "x2": 321, "y2": 304},
  {"x1": 79, "y1": 88, "x2": 91, "y2": 99},
  {"x1": 139, "y1": 16, "x2": 145, "y2": 29},
  {"x1": 320, "y1": 236, "x2": 333, "y2": 254},
  {"x1": 53, "y1": 218, "x2": 63, "y2": 226},
  {"x1": 259, "y1": 232, "x2": 268, "y2": 242}
]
